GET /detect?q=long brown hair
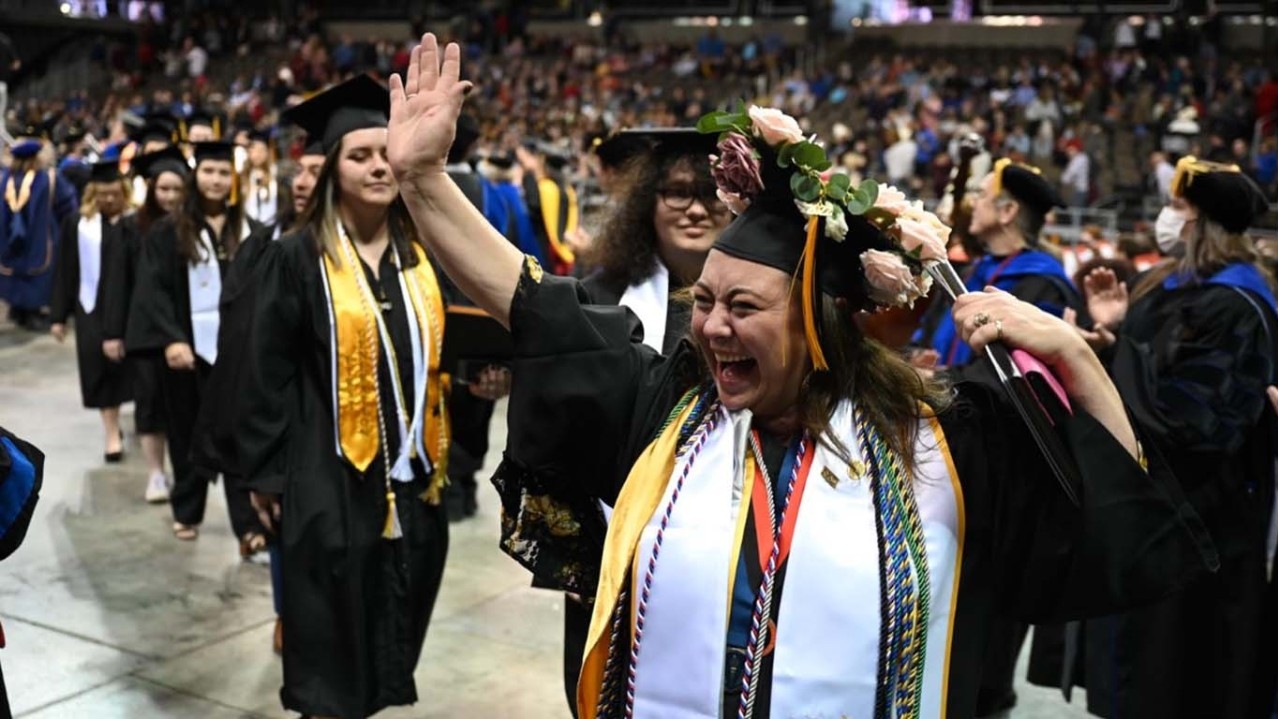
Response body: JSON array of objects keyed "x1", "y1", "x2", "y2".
[
  {"x1": 174, "y1": 166, "x2": 248, "y2": 265},
  {"x1": 295, "y1": 140, "x2": 423, "y2": 269},
  {"x1": 1132, "y1": 213, "x2": 1272, "y2": 301},
  {"x1": 588, "y1": 152, "x2": 719, "y2": 288},
  {"x1": 136, "y1": 173, "x2": 186, "y2": 237}
]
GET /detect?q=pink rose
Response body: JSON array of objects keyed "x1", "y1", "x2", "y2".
[
  {"x1": 717, "y1": 188, "x2": 751, "y2": 216},
  {"x1": 894, "y1": 216, "x2": 949, "y2": 263},
  {"x1": 711, "y1": 133, "x2": 765, "y2": 201},
  {"x1": 748, "y1": 106, "x2": 805, "y2": 146},
  {"x1": 860, "y1": 249, "x2": 924, "y2": 308},
  {"x1": 873, "y1": 185, "x2": 911, "y2": 216},
  {"x1": 900, "y1": 202, "x2": 953, "y2": 245}
]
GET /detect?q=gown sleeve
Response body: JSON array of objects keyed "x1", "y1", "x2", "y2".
[
  {"x1": 492, "y1": 259, "x2": 673, "y2": 594},
  {"x1": 49, "y1": 215, "x2": 77, "y2": 325},
  {"x1": 51, "y1": 171, "x2": 79, "y2": 224},
  {"x1": 125, "y1": 221, "x2": 186, "y2": 353},
  {"x1": 946, "y1": 381, "x2": 1219, "y2": 624},
  {"x1": 1111, "y1": 288, "x2": 1272, "y2": 454},
  {"x1": 237, "y1": 238, "x2": 306, "y2": 495}
]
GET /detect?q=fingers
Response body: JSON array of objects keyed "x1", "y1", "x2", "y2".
[
  {"x1": 418, "y1": 33, "x2": 439, "y2": 93},
  {"x1": 389, "y1": 72, "x2": 405, "y2": 109},
  {"x1": 1063, "y1": 307, "x2": 1079, "y2": 328},
  {"x1": 1268, "y1": 386, "x2": 1278, "y2": 416},
  {"x1": 440, "y1": 36, "x2": 462, "y2": 85},
  {"x1": 407, "y1": 34, "x2": 426, "y2": 96}
]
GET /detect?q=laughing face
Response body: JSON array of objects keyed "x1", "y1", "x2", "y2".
[{"x1": 691, "y1": 250, "x2": 809, "y2": 420}]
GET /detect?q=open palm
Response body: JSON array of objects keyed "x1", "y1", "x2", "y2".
[
  {"x1": 1083, "y1": 267, "x2": 1129, "y2": 331},
  {"x1": 387, "y1": 34, "x2": 472, "y2": 183}
]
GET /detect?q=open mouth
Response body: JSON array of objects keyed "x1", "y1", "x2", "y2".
[{"x1": 713, "y1": 353, "x2": 758, "y2": 391}]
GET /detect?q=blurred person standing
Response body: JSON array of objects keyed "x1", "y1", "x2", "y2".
[
  {"x1": 0, "y1": 33, "x2": 18, "y2": 145},
  {"x1": 0, "y1": 129, "x2": 79, "y2": 330},
  {"x1": 1061, "y1": 140, "x2": 1091, "y2": 208},
  {"x1": 49, "y1": 161, "x2": 135, "y2": 464}
]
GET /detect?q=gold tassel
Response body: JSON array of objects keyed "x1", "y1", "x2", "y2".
[
  {"x1": 800, "y1": 215, "x2": 828, "y2": 371},
  {"x1": 382, "y1": 489, "x2": 403, "y2": 539}
]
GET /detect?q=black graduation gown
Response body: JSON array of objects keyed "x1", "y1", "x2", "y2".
[
  {"x1": 100, "y1": 215, "x2": 166, "y2": 433},
  {"x1": 238, "y1": 231, "x2": 448, "y2": 719},
  {"x1": 50, "y1": 213, "x2": 133, "y2": 409},
  {"x1": 127, "y1": 215, "x2": 266, "y2": 533},
  {"x1": 490, "y1": 265, "x2": 1218, "y2": 719},
  {"x1": 581, "y1": 270, "x2": 690, "y2": 357},
  {"x1": 1032, "y1": 281, "x2": 1278, "y2": 719}
]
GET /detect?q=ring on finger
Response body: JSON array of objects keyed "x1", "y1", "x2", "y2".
[
  {"x1": 995, "y1": 319, "x2": 1004, "y2": 341},
  {"x1": 973, "y1": 311, "x2": 992, "y2": 328}
]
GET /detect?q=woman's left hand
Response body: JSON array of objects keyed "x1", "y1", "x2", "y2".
[{"x1": 953, "y1": 286, "x2": 1087, "y2": 368}]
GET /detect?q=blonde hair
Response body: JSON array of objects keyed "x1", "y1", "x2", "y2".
[
  {"x1": 1133, "y1": 214, "x2": 1272, "y2": 301},
  {"x1": 79, "y1": 178, "x2": 134, "y2": 219}
]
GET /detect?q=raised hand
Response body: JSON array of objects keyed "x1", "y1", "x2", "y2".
[
  {"x1": 1063, "y1": 306, "x2": 1116, "y2": 352},
  {"x1": 387, "y1": 33, "x2": 473, "y2": 184},
  {"x1": 1083, "y1": 267, "x2": 1129, "y2": 331}
]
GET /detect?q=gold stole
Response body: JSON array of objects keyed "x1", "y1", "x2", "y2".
[
  {"x1": 577, "y1": 400, "x2": 697, "y2": 719},
  {"x1": 321, "y1": 238, "x2": 450, "y2": 500},
  {"x1": 3, "y1": 171, "x2": 36, "y2": 213}
]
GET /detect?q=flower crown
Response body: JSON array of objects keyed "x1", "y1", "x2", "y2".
[{"x1": 698, "y1": 105, "x2": 952, "y2": 314}]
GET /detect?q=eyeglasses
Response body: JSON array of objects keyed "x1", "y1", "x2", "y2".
[{"x1": 657, "y1": 185, "x2": 730, "y2": 215}]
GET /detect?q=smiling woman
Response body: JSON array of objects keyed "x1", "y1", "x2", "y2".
[{"x1": 389, "y1": 33, "x2": 1218, "y2": 719}]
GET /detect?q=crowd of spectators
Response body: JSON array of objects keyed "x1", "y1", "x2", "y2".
[{"x1": 5, "y1": 8, "x2": 1277, "y2": 222}]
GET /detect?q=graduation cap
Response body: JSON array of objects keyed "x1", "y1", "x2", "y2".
[
  {"x1": 989, "y1": 158, "x2": 1063, "y2": 218},
  {"x1": 63, "y1": 125, "x2": 88, "y2": 144},
  {"x1": 248, "y1": 128, "x2": 272, "y2": 145},
  {"x1": 447, "y1": 114, "x2": 481, "y2": 164},
  {"x1": 483, "y1": 152, "x2": 516, "y2": 170},
  {"x1": 132, "y1": 146, "x2": 191, "y2": 180},
  {"x1": 623, "y1": 127, "x2": 719, "y2": 161},
  {"x1": 591, "y1": 131, "x2": 650, "y2": 170},
  {"x1": 1172, "y1": 156, "x2": 1270, "y2": 234},
  {"x1": 88, "y1": 160, "x2": 122, "y2": 184},
  {"x1": 8, "y1": 122, "x2": 47, "y2": 159},
  {"x1": 133, "y1": 112, "x2": 179, "y2": 146},
  {"x1": 184, "y1": 108, "x2": 222, "y2": 138},
  {"x1": 280, "y1": 74, "x2": 389, "y2": 154},
  {"x1": 192, "y1": 141, "x2": 236, "y2": 165},
  {"x1": 301, "y1": 135, "x2": 325, "y2": 157}
]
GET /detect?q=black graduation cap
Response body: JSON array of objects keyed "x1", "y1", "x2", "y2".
[
  {"x1": 281, "y1": 75, "x2": 389, "y2": 154},
  {"x1": 448, "y1": 114, "x2": 481, "y2": 164},
  {"x1": 133, "y1": 112, "x2": 178, "y2": 145},
  {"x1": 711, "y1": 143, "x2": 893, "y2": 307},
  {"x1": 440, "y1": 306, "x2": 513, "y2": 378},
  {"x1": 9, "y1": 123, "x2": 46, "y2": 159},
  {"x1": 1172, "y1": 156, "x2": 1270, "y2": 234},
  {"x1": 991, "y1": 159, "x2": 1062, "y2": 218},
  {"x1": 88, "y1": 160, "x2": 122, "y2": 184},
  {"x1": 132, "y1": 146, "x2": 191, "y2": 180},
  {"x1": 63, "y1": 125, "x2": 88, "y2": 143},
  {"x1": 248, "y1": 128, "x2": 272, "y2": 145},
  {"x1": 192, "y1": 141, "x2": 236, "y2": 165},
  {"x1": 591, "y1": 131, "x2": 649, "y2": 170},
  {"x1": 484, "y1": 152, "x2": 516, "y2": 170},
  {"x1": 185, "y1": 108, "x2": 221, "y2": 136},
  {"x1": 301, "y1": 135, "x2": 325, "y2": 157},
  {"x1": 623, "y1": 128, "x2": 719, "y2": 161}
]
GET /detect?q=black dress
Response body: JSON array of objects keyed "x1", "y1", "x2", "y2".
[
  {"x1": 50, "y1": 213, "x2": 133, "y2": 409},
  {"x1": 101, "y1": 214, "x2": 165, "y2": 434},
  {"x1": 126, "y1": 215, "x2": 265, "y2": 536},
  {"x1": 237, "y1": 231, "x2": 449, "y2": 719},
  {"x1": 491, "y1": 263, "x2": 1218, "y2": 718},
  {"x1": 1030, "y1": 278, "x2": 1278, "y2": 719}
]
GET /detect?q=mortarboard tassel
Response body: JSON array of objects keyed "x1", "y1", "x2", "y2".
[
  {"x1": 800, "y1": 215, "x2": 829, "y2": 371},
  {"x1": 382, "y1": 489, "x2": 403, "y2": 540}
]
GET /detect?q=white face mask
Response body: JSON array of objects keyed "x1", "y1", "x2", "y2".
[{"x1": 1155, "y1": 206, "x2": 1187, "y2": 253}]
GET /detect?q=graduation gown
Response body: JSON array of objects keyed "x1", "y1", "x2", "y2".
[
  {"x1": 50, "y1": 213, "x2": 133, "y2": 409},
  {"x1": 490, "y1": 263, "x2": 1217, "y2": 718},
  {"x1": 100, "y1": 215, "x2": 165, "y2": 433},
  {"x1": 0, "y1": 168, "x2": 79, "y2": 311},
  {"x1": 1033, "y1": 268, "x2": 1278, "y2": 719},
  {"x1": 127, "y1": 214, "x2": 266, "y2": 533},
  {"x1": 238, "y1": 231, "x2": 448, "y2": 719}
]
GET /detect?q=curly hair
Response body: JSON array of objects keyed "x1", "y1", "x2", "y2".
[{"x1": 587, "y1": 152, "x2": 718, "y2": 289}]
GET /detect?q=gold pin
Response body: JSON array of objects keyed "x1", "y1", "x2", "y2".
[
  {"x1": 849, "y1": 459, "x2": 866, "y2": 481},
  {"x1": 821, "y1": 467, "x2": 840, "y2": 489}
]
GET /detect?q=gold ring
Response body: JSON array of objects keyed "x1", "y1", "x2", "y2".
[
  {"x1": 973, "y1": 312, "x2": 992, "y2": 328},
  {"x1": 995, "y1": 319, "x2": 1004, "y2": 341}
]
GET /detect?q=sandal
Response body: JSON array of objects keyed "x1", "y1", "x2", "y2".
[{"x1": 173, "y1": 523, "x2": 199, "y2": 541}]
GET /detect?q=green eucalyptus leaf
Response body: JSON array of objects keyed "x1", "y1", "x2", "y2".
[
  {"x1": 791, "y1": 142, "x2": 825, "y2": 169},
  {"x1": 696, "y1": 112, "x2": 726, "y2": 134},
  {"x1": 826, "y1": 181, "x2": 848, "y2": 202},
  {"x1": 792, "y1": 173, "x2": 823, "y2": 203},
  {"x1": 777, "y1": 142, "x2": 797, "y2": 168},
  {"x1": 845, "y1": 191, "x2": 872, "y2": 215},
  {"x1": 828, "y1": 173, "x2": 851, "y2": 193},
  {"x1": 857, "y1": 178, "x2": 880, "y2": 206}
]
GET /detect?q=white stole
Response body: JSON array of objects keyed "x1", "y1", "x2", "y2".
[
  {"x1": 629, "y1": 401, "x2": 963, "y2": 718},
  {"x1": 187, "y1": 220, "x2": 252, "y2": 364},
  {"x1": 619, "y1": 261, "x2": 670, "y2": 354},
  {"x1": 77, "y1": 215, "x2": 103, "y2": 314},
  {"x1": 247, "y1": 170, "x2": 278, "y2": 226}
]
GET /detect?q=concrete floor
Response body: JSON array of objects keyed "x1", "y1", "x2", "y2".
[{"x1": 0, "y1": 323, "x2": 1093, "y2": 719}]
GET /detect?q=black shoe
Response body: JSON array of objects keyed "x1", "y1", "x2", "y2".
[
  {"x1": 462, "y1": 491, "x2": 478, "y2": 518},
  {"x1": 105, "y1": 431, "x2": 124, "y2": 463}
]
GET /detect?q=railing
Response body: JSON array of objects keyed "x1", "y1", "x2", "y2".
[{"x1": 1043, "y1": 206, "x2": 1122, "y2": 243}]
